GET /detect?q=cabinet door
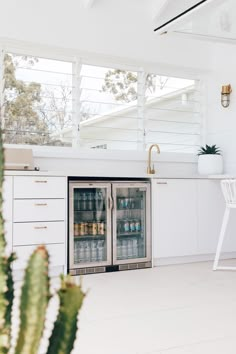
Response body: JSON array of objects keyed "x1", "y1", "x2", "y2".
[
  {"x1": 153, "y1": 179, "x2": 198, "y2": 259},
  {"x1": 197, "y1": 180, "x2": 236, "y2": 254},
  {"x1": 3, "y1": 176, "x2": 13, "y2": 254}
]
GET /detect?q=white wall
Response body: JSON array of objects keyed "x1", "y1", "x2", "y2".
[
  {"x1": 5, "y1": 0, "x2": 236, "y2": 174},
  {"x1": 0, "y1": 0, "x2": 213, "y2": 74},
  {"x1": 206, "y1": 42, "x2": 236, "y2": 173}
]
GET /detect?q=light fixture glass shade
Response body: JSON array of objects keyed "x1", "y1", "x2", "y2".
[
  {"x1": 221, "y1": 84, "x2": 232, "y2": 108},
  {"x1": 221, "y1": 94, "x2": 230, "y2": 108}
]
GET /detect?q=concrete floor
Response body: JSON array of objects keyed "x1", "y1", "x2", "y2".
[{"x1": 11, "y1": 260, "x2": 236, "y2": 354}]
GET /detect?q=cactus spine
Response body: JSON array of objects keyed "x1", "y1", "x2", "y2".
[
  {"x1": 46, "y1": 276, "x2": 85, "y2": 354},
  {"x1": 14, "y1": 246, "x2": 50, "y2": 354},
  {"x1": 0, "y1": 126, "x2": 14, "y2": 353}
]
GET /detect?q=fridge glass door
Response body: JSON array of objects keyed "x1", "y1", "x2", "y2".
[
  {"x1": 113, "y1": 183, "x2": 151, "y2": 264},
  {"x1": 69, "y1": 183, "x2": 111, "y2": 269}
]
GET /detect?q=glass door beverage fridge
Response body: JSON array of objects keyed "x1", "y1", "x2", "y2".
[{"x1": 69, "y1": 180, "x2": 151, "y2": 275}]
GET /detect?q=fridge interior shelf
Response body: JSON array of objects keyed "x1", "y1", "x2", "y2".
[
  {"x1": 74, "y1": 209, "x2": 105, "y2": 212},
  {"x1": 117, "y1": 208, "x2": 142, "y2": 212},
  {"x1": 74, "y1": 235, "x2": 106, "y2": 240},
  {"x1": 117, "y1": 232, "x2": 142, "y2": 237}
]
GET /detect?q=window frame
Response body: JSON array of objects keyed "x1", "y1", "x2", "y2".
[{"x1": 0, "y1": 41, "x2": 207, "y2": 161}]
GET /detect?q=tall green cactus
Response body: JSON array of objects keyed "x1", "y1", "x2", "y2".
[
  {"x1": 47, "y1": 276, "x2": 85, "y2": 354},
  {"x1": 0, "y1": 126, "x2": 15, "y2": 353},
  {"x1": 0, "y1": 125, "x2": 85, "y2": 354},
  {"x1": 14, "y1": 246, "x2": 50, "y2": 354}
]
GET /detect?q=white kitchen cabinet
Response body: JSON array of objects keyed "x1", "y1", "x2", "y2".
[
  {"x1": 152, "y1": 179, "x2": 198, "y2": 259},
  {"x1": 197, "y1": 180, "x2": 236, "y2": 254},
  {"x1": 2, "y1": 173, "x2": 67, "y2": 274},
  {"x1": 3, "y1": 176, "x2": 13, "y2": 254}
]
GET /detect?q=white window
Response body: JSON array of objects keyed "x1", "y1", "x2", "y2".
[
  {"x1": 78, "y1": 64, "x2": 140, "y2": 151},
  {"x1": 144, "y1": 74, "x2": 201, "y2": 153},
  {"x1": 0, "y1": 50, "x2": 202, "y2": 154},
  {"x1": 2, "y1": 53, "x2": 73, "y2": 146}
]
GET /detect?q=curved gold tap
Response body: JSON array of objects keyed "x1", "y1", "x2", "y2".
[{"x1": 147, "y1": 144, "x2": 160, "y2": 174}]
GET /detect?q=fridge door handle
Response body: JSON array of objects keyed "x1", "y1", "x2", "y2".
[{"x1": 108, "y1": 196, "x2": 114, "y2": 210}]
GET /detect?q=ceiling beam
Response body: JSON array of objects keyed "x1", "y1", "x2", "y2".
[
  {"x1": 82, "y1": 0, "x2": 96, "y2": 9},
  {"x1": 152, "y1": 0, "x2": 169, "y2": 22}
]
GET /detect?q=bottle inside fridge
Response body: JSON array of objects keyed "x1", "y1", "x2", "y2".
[
  {"x1": 73, "y1": 187, "x2": 108, "y2": 264},
  {"x1": 115, "y1": 187, "x2": 146, "y2": 261}
]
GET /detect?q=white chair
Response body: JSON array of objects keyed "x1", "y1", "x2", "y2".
[{"x1": 213, "y1": 179, "x2": 236, "y2": 270}]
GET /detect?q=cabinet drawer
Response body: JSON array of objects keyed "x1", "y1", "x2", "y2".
[
  {"x1": 14, "y1": 199, "x2": 65, "y2": 222},
  {"x1": 14, "y1": 176, "x2": 66, "y2": 199},
  {"x1": 13, "y1": 222, "x2": 65, "y2": 246},
  {"x1": 13, "y1": 244, "x2": 65, "y2": 270}
]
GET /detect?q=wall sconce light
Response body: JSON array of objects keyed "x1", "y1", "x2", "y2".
[{"x1": 221, "y1": 84, "x2": 232, "y2": 108}]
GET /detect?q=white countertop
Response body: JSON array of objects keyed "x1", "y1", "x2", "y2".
[
  {"x1": 4, "y1": 169, "x2": 234, "y2": 180},
  {"x1": 4, "y1": 170, "x2": 66, "y2": 177}
]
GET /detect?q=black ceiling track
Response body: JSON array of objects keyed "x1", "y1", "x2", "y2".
[{"x1": 154, "y1": 0, "x2": 208, "y2": 32}]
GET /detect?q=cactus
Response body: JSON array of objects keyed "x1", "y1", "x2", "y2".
[
  {"x1": 47, "y1": 276, "x2": 85, "y2": 354},
  {"x1": 14, "y1": 246, "x2": 50, "y2": 354},
  {"x1": 0, "y1": 125, "x2": 85, "y2": 354},
  {"x1": 0, "y1": 125, "x2": 15, "y2": 353}
]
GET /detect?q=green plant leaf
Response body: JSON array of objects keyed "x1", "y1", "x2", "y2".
[{"x1": 198, "y1": 144, "x2": 221, "y2": 155}]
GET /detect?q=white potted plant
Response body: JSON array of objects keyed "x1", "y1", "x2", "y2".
[{"x1": 198, "y1": 144, "x2": 223, "y2": 175}]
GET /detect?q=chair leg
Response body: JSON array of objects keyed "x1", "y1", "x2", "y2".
[{"x1": 213, "y1": 207, "x2": 230, "y2": 271}]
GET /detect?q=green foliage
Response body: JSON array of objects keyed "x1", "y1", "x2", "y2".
[
  {"x1": 102, "y1": 70, "x2": 159, "y2": 103},
  {"x1": 3, "y1": 53, "x2": 73, "y2": 147},
  {"x1": 0, "y1": 125, "x2": 15, "y2": 353},
  {"x1": 0, "y1": 127, "x2": 85, "y2": 353},
  {"x1": 3, "y1": 53, "x2": 50, "y2": 145},
  {"x1": 47, "y1": 276, "x2": 85, "y2": 354},
  {"x1": 198, "y1": 144, "x2": 221, "y2": 155},
  {"x1": 102, "y1": 69, "x2": 138, "y2": 103}
]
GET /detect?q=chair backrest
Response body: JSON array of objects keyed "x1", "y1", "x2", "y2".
[{"x1": 221, "y1": 179, "x2": 236, "y2": 205}]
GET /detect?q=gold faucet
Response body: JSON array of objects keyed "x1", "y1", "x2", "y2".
[{"x1": 147, "y1": 144, "x2": 160, "y2": 174}]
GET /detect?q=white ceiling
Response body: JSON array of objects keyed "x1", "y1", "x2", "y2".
[
  {"x1": 153, "y1": 0, "x2": 205, "y2": 30},
  {"x1": 174, "y1": 0, "x2": 236, "y2": 42},
  {"x1": 0, "y1": 0, "x2": 213, "y2": 69}
]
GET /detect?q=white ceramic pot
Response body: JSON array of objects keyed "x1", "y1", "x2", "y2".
[{"x1": 198, "y1": 154, "x2": 223, "y2": 175}]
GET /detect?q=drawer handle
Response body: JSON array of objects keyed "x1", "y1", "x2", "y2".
[
  {"x1": 156, "y1": 182, "x2": 168, "y2": 185},
  {"x1": 34, "y1": 203, "x2": 48, "y2": 207},
  {"x1": 34, "y1": 180, "x2": 48, "y2": 183},
  {"x1": 34, "y1": 226, "x2": 47, "y2": 230}
]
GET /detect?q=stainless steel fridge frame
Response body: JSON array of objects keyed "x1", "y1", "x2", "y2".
[{"x1": 69, "y1": 180, "x2": 151, "y2": 274}]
